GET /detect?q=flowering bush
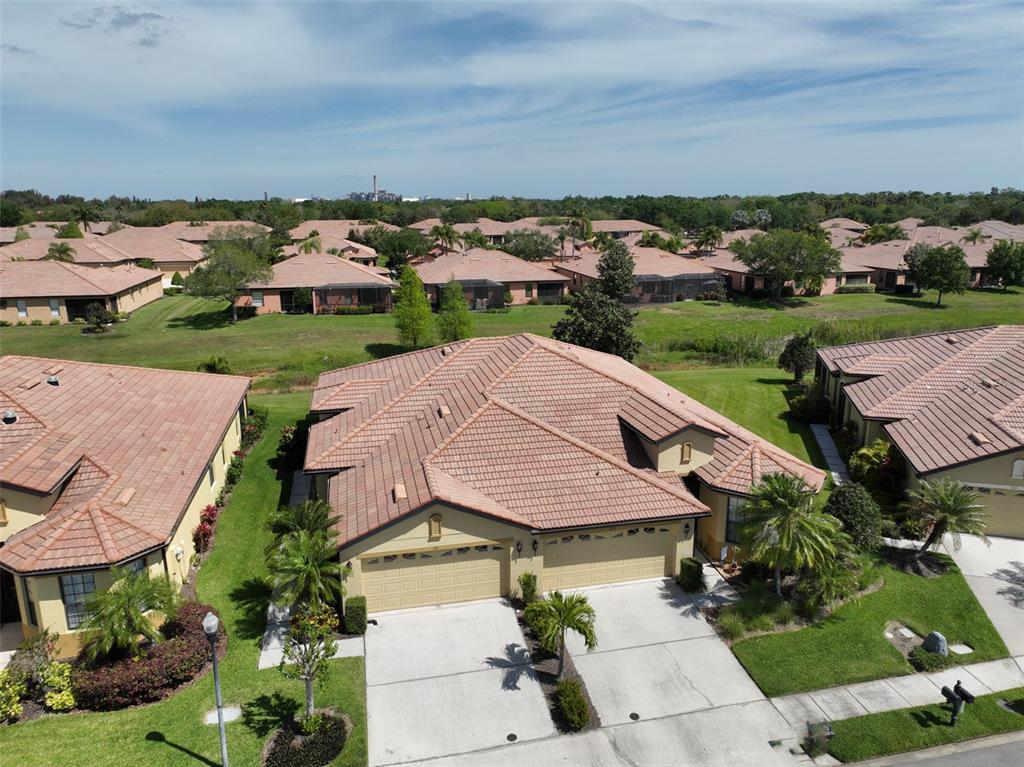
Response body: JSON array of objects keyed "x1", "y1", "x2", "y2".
[
  {"x1": 200, "y1": 504, "x2": 220, "y2": 526},
  {"x1": 0, "y1": 670, "x2": 26, "y2": 721},
  {"x1": 193, "y1": 520, "x2": 214, "y2": 553},
  {"x1": 240, "y1": 405, "x2": 268, "y2": 449}
]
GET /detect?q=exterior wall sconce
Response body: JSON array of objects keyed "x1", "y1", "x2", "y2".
[
  {"x1": 683, "y1": 522, "x2": 691, "y2": 537},
  {"x1": 532, "y1": 539, "x2": 539, "y2": 554},
  {"x1": 516, "y1": 541, "x2": 523, "y2": 555},
  {"x1": 173, "y1": 545, "x2": 184, "y2": 561}
]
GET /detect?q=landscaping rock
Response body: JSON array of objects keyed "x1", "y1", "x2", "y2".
[{"x1": 922, "y1": 631, "x2": 948, "y2": 657}]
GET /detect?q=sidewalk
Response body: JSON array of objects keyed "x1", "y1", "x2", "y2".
[
  {"x1": 809, "y1": 424, "x2": 850, "y2": 485},
  {"x1": 256, "y1": 599, "x2": 364, "y2": 670},
  {"x1": 687, "y1": 548, "x2": 742, "y2": 608},
  {"x1": 770, "y1": 656, "x2": 1024, "y2": 733}
]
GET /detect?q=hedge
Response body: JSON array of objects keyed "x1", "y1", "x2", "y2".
[
  {"x1": 677, "y1": 557, "x2": 704, "y2": 592},
  {"x1": 333, "y1": 305, "x2": 374, "y2": 315},
  {"x1": 344, "y1": 597, "x2": 367, "y2": 635},
  {"x1": 72, "y1": 602, "x2": 221, "y2": 711},
  {"x1": 556, "y1": 679, "x2": 589, "y2": 731},
  {"x1": 835, "y1": 284, "x2": 876, "y2": 294}
]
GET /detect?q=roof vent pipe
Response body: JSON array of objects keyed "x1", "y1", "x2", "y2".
[
  {"x1": 2, "y1": 410, "x2": 17, "y2": 425},
  {"x1": 46, "y1": 375, "x2": 60, "y2": 386}
]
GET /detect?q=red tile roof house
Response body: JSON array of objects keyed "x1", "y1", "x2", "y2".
[
  {"x1": 0, "y1": 261, "x2": 163, "y2": 324},
  {"x1": 159, "y1": 220, "x2": 271, "y2": 243},
  {"x1": 414, "y1": 249, "x2": 568, "y2": 307},
  {"x1": 696, "y1": 247, "x2": 874, "y2": 296},
  {"x1": 236, "y1": 251, "x2": 395, "y2": 315},
  {"x1": 815, "y1": 327, "x2": 1024, "y2": 538},
  {"x1": 555, "y1": 247, "x2": 722, "y2": 302},
  {"x1": 289, "y1": 220, "x2": 400, "y2": 241},
  {"x1": 303, "y1": 335, "x2": 825, "y2": 611},
  {"x1": 0, "y1": 357, "x2": 250, "y2": 657},
  {"x1": 281, "y1": 233, "x2": 380, "y2": 266}
]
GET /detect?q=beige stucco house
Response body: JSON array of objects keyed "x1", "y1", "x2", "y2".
[
  {"x1": 0, "y1": 357, "x2": 250, "y2": 657},
  {"x1": 304, "y1": 335, "x2": 825, "y2": 612},
  {"x1": 414, "y1": 249, "x2": 568, "y2": 307},
  {"x1": 816, "y1": 326, "x2": 1024, "y2": 538}
]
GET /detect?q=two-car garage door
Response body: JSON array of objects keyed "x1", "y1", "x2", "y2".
[
  {"x1": 362, "y1": 544, "x2": 504, "y2": 611},
  {"x1": 542, "y1": 526, "x2": 674, "y2": 591}
]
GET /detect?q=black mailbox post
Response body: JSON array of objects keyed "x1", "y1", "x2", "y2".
[{"x1": 941, "y1": 680, "x2": 976, "y2": 725}]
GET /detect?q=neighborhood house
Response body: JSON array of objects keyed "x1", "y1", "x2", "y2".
[
  {"x1": 555, "y1": 247, "x2": 722, "y2": 301},
  {"x1": 413, "y1": 249, "x2": 568, "y2": 307}
]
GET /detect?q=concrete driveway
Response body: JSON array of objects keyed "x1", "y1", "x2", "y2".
[
  {"x1": 944, "y1": 534, "x2": 1024, "y2": 656},
  {"x1": 565, "y1": 578, "x2": 765, "y2": 725},
  {"x1": 364, "y1": 599, "x2": 554, "y2": 766}
]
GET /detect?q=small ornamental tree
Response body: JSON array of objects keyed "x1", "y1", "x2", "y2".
[
  {"x1": 596, "y1": 240, "x2": 635, "y2": 298},
  {"x1": 80, "y1": 568, "x2": 179, "y2": 663},
  {"x1": 861, "y1": 223, "x2": 907, "y2": 244},
  {"x1": 986, "y1": 240, "x2": 1024, "y2": 291},
  {"x1": 436, "y1": 279, "x2": 472, "y2": 342},
  {"x1": 905, "y1": 478, "x2": 989, "y2": 559},
  {"x1": 778, "y1": 332, "x2": 816, "y2": 382},
  {"x1": 46, "y1": 242, "x2": 76, "y2": 263},
  {"x1": 280, "y1": 605, "x2": 338, "y2": 718},
  {"x1": 524, "y1": 591, "x2": 597, "y2": 678},
  {"x1": 504, "y1": 229, "x2": 558, "y2": 261},
  {"x1": 823, "y1": 483, "x2": 883, "y2": 551},
  {"x1": 184, "y1": 240, "x2": 273, "y2": 322},
  {"x1": 904, "y1": 244, "x2": 970, "y2": 306},
  {"x1": 393, "y1": 266, "x2": 434, "y2": 348},
  {"x1": 552, "y1": 285, "x2": 641, "y2": 361}
]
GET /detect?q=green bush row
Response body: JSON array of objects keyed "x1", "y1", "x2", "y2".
[
  {"x1": 556, "y1": 679, "x2": 589, "y2": 731},
  {"x1": 344, "y1": 596, "x2": 367, "y2": 635},
  {"x1": 835, "y1": 284, "x2": 876, "y2": 294}
]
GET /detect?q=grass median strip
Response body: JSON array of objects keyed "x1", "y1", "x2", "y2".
[{"x1": 828, "y1": 687, "x2": 1024, "y2": 762}]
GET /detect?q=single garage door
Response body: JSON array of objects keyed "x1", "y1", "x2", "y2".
[
  {"x1": 542, "y1": 526, "x2": 674, "y2": 591},
  {"x1": 978, "y1": 490, "x2": 1024, "y2": 538},
  {"x1": 362, "y1": 544, "x2": 505, "y2": 611}
]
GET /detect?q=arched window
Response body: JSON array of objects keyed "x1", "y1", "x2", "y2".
[
  {"x1": 1013, "y1": 460, "x2": 1024, "y2": 480},
  {"x1": 681, "y1": 441, "x2": 693, "y2": 463},
  {"x1": 428, "y1": 514, "x2": 442, "y2": 540}
]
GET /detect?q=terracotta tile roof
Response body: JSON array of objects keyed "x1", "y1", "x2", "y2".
[
  {"x1": 159, "y1": 221, "x2": 270, "y2": 241},
  {"x1": 290, "y1": 220, "x2": 398, "y2": 240},
  {"x1": 557, "y1": 247, "x2": 718, "y2": 281},
  {"x1": 414, "y1": 249, "x2": 567, "y2": 286},
  {"x1": 281, "y1": 234, "x2": 378, "y2": 261},
  {"x1": 307, "y1": 335, "x2": 825, "y2": 546},
  {"x1": 0, "y1": 222, "x2": 102, "y2": 243},
  {"x1": 0, "y1": 261, "x2": 162, "y2": 298},
  {"x1": 0, "y1": 357, "x2": 249, "y2": 573},
  {"x1": 1, "y1": 237, "x2": 132, "y2": 265},
  {"x1": 589, "y1": 220, "x2": 662, "y2": 233},
  {"x1": 246, "y1": 251, "x2": 393, "y2": 290},
  {"x1": 99, "y1": 227, "x2": 206, "y2": 264},
  {"x1": 817, "y1": 326, "x2": 1024, "y2": 474},
  {"x1": 820, "y1": 217, "x2": 868, "y2": 232}
]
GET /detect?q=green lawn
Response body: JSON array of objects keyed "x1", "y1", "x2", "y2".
[
  {"x1": 828, "y1": 687, "x2": 1024, "y2": 762},
  {"x1": 731, "y1": 556, "x2": 1009, "y2": 697},
  {"x1": 2, "y1": 289, "x2": 1019, "y2": 392},
  {"x1": 0, "y1": 393, "x2": 368, "y2": 767}
]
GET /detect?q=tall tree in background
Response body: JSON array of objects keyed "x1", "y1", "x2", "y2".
[
  {"x1": 728, "y1": 230, "x2": 840, "y2": 298},
  {"x1": 429, "y1": 223, "x2": 458, "y2": 254},
  {"x1": 985, "y1": 241, "x2": 1024, "y2": 291},
  {"x1": 904, "y1": 244, "x2": 970, "y2": 306},
  {"x1": 393, "y1": 266, "x2": 434, "y2": 348},
  {"x1": 504, "y1": 229, "x2": 557, "y2": 262},
  {"x1": 694, "y1": 225, "x2": 724, "y2": 253},
  {"x1": 552, "y1": 285, "x2": 641, "y2": 361},
  {"x1": 778, "y1": 332, "x2": 816, "y2": 382},
  {"x1": 861, "y1": 222, "x2": 907, "y2": 244},
  {"x1": 297, "y1": 230, "x2": 322, "y2": 254},
  {"x1": 458, "y1": 228, "x2": 489, "y2": 250},
  {"x1": 46, "y1": 242, "x2": 75, "y2": 262},
  {"x1": 960, "y1": 228, "x2": 986, "y2": 245},
  {"x1": 72, "y1": 203, "x2": 100, "y2": 233},
  {"x1": 436, "y1": 280, "x2": 472, "y2": 342},
  {"x1": 597, "y1": 240, "x2": 635, "y2": 298},
  {"x1": 184, "y1": 239, "x2": 273, "y2": 322}
]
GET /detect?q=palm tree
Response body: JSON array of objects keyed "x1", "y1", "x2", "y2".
[
  {"x1": 459, "y1": 228, "x2": 489, "y2": 250},
  {"x1": 80, "y1": 568, "x2": 178, "y2": 663},
  {"x1": 961, "y1": 228, "x2": 986, "y2": 245},
  {"x1": 72, "y1": 203, "x2": 99, "y2": 233},
  {"x1": 556, "y1": 226, "x2": 569, "y2": 259},
  {"x1": 695, "y1": 225, "x2": 724, "y2": 254},
  {"x1": 905, "y1": 478, "x2": 989, "y2": 558},
  {"x1": 266, "y1": 500, "x2": 340, "y2": 552},
  {"x1": 46, "y1": 242, "x2": 75, "y2": 262},
  {"x1": 523, "y1": 591, "x2": 597, "y2": 678},
  {"x1": 267, "y1": 529, "x2": 347, "y2": 610},
  {"x1": 739, "y1": 472, "x2": 845, "y2": 597},
  {"x1": 298, "y1": 230, "x2": 322, "y2": 254},
  {"x1": 429, "y1": 223, "x2": 458, "y2": 254}
]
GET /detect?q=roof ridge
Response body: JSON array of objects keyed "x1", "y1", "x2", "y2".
[
  {"x1": 820, "y1": 324, "x2": 1003, "y2": 353},
  {"x1": 86, "y1": 502, "x2": 123, "y2": 562},
  {"x1": 21, "y1": 503, "x2": 90, "y2": 565},
  {"x1": 101, "y1": 502, "x2": 165, "y2": 544},
  {"x1": 0, "y1": 355, "x2": 252, "y2": 383}
]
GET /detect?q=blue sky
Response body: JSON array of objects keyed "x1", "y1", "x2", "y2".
[{"x1": 1, "y1": 1, "x2": 1022, "y2": 200}]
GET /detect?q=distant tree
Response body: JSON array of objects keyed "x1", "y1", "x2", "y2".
[
  {"x1": 728, "y1": 230, "x2": 841, "y2": 298},
  {"x1": 566, "y1": 210, "x2": 592, "y2": 244},
  {"x1": 904, "y1": 244, "x2": 970, "y2": 306},
  {"x1": 503, "y1": 229, "x2": 557, "y2": 261},
  {"x1": 429, "y1": 223, "x2": 458, "y2": 254},
  {"x1": 985, "y1": 241, "x2": 1024, "y2": 290},
  {"x1": 555, "y1": 226, "x2": 570, "y2": 259},
  {"x1": 597, "y1": 240, "x2": 635, "y2": 298},
  {"x1": 171, "y1": 271, "x2": 185, "y2": 286},
  {"x1": 46, "y1": 242, "x2": 75, "y2": 262},
  {"x1": 778, "y1": 332, "x2": 816, "y2": 382},
  {"x1": 393, "y1": 266, "x2": 434, "y2": 348},
  {"x1": 72, "y1": 203, "x2": 100, "y2": 233},
  {"x1": 184, "y1": 240, "x2": 273, "y2": 322},
  {"x1": 861, "y1": 223, "x2": 907, "y2": 244},
  {"x1": 355, "y1": 226, "x2": 429, "y2": 273},
  {"x1": 14, "y1": 226, "x2": 30, "y2": 242},
  {"x1": 458, "y1": 228, "x2": 490, "y2": 249},
  {"x1": 135, "y1": 258, "x2": 155, "y2": 270},
  {"x1": 730, "y1": 209, "x2": 752, "y2": 229},
  {"x1": 694, "y1": 225, "x2": 724, "y2": 253},
  {"x1": 56, "y1": 220, "x2": 84, "y2": 239},
  {"x1": 552, "y1": 285, "x2": 641, "y2": 361},
  {"x1": 297, "y1": 230, "x2": 322, "y2": 254},
  {"x1": 752, "y1": 209, "x2": 772, "y2": 229},
  {"x1": 197, "y1": 356, "x2": 233, "y2": 375},
  {"x1": 0, "y1": 202, "x2": 25, "y2": 227},
  {"x1": 105, "y1": 221, "x2": 126, "y2": 234},
  {"x1": 436, "y1": 280, "x2": 472, "y2": 342},
  {"x1": 960, "y1": 228, "x2": 986, "y2": 245},
  {"x1": 592, "y1": 231, "x2": 613, "y2": 251},
  {"x1": 904, "y1": 478, "x2": 989, "y2": 559}
]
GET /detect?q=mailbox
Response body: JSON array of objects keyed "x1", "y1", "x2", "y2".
[
  {"x1": 940, "y1": 686, "x2": 964, "y2": 725},
  {"x1": 953, "y1": 680, "x2": 975, "y2": 705}
]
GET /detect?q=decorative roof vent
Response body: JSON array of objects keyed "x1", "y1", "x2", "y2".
[
  {"x1": 437, "y1": 405, "x2": 451, "y2": 418},
  {"x1": 392, "y1": 483, "x2": 407, "y2": 502},
  {"x1": 2, "y1": 410, "x2": 17, "y2": 425},
  {"x1": 969, "y1": 431, "x2": 991, "y2": 446},
  {"x1": 978, "y1": 378, "x2": 997, "y2": 389},
  {"x1": 944, "y1": 336, "x2": 958, "y2": 344},
  {"x1": 46, "y1": 375, "x2": 60, "y2": 387}
]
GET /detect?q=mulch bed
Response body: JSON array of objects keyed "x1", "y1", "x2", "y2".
[
  {"x1": 510, "y1": 600, "x2": 601, "y2": 734},
  {"x1": 260, "y1": 707, "x2": 353, "y2": 767}
]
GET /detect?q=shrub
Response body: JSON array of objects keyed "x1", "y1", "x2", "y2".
[
  {"x1": 344, "y1": 596, "x2": 367, "y2": 635},
  {"x1": 193, "y1": 520, "x2": 214, "y2": 553},
  {"x1": 772, "y1": 602, "x2": 795, "y2": 625},
  {"x1": 73, "y1": 602, "x2": 220, "y2": 711},
  {"x1": 333, "y1": 305, "x2": 373, "y2": 315},
  {"x1": 263, "y1": 711, "x2": 349, "y2": 767},
  {"x1": 677, "y1": 557, "x2": 704, "y2": 592},
  {"x1": 30, "y1": 318, "x2": 43, "y2": 326},
  {"x1": 718, "y1": 611, "x2": 746, "y2": 640},
  {"x1": 45, "y1": 688, "x2": 76, "y2": 712},
  {"x1": 40, "y1": 661, "x2": 73, "y2": 692},
  {"x1": 850, "y1": 439, "x2": 905, "y2": 492},
  {"x1": 835, "y1": 284, "x2": 875, "y2": 294},
  {"x1": 796, "y1": 558, "x2": 860, "y2": 617},
  {"x1": 0, "y1": 670, "x2": 27, "y2": 721},
  {"x1": 301, "y1": 712, "x2": 326, "y2": 735},
  {"x1": 556, "y1": 679, "x2": 589, "y2": 731},
  {"x1": 824, "y1": 483, "x2": 883, "y2": 551},
  {"x1": 748, "y1": 613, "x2": 775, "y2": 632},
  {"x1": 200, "y1": 504, "x2": 220, "y2": 526},
  {"x1": 909, "y1": 646, "x2": 955, "y2": 672},
  {"x1": 241, "y1": 405, "x2": 269, "y2": 449},
  {"x1": 0, "y1": 320, "x2": 10, "y2": 327},
  {"x1": 7, "y1": 629, "x2": 58, "y2": 691},
  {"x1": 16, "y1": 320, "x2": 26, "y2": 326},
  {"x1": 171, "y1": 271, "x2": 185, "y2": 286},
  {"x1": 49, "y1": 318, "x2": 61, "y2": 325},
  {"x1": 225, "y1": 455, "x2": 244, "y2": 486},
  {"x1": 163, "y1": 288, "x2": 178, "y2": 296},
  {"x1": 72, "y1": 317, "x2": 86, "y2": 325},
  {"x1": 517, "y1": 571, "x2": 538, "y2": 604},
  {"x1": 788, "y1": 382, "x2": 831, "y2": 423}
]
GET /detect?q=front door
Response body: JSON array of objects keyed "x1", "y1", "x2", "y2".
[{"x1": 0, "y1": 568, "x2": 20, "y2": 625}]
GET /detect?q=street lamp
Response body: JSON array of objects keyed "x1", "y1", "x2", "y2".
[{"x1": 203, "y1": 611, "x2": 229, "y2": 767}]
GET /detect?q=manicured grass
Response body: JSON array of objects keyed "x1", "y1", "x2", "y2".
[
  {"x1": 0, "y1": 394, "x2": 367, "y2": 767},
  {"x1": 2, "y1": 289, "x2": 1019, "y2": 391},
  {"x1": 655, "y1": 367, "x2": 824, "y2": 468},
  {"x1": 731, "y1": 555, "x2": 1009, "y2": 697},
  {"x1": 828, "y1": 687, "x2": 1024, "y2": 762}
]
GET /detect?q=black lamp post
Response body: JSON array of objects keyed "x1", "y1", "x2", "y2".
[{"x1": 203, "y1": 611, "x2": 229, "y2": 767}]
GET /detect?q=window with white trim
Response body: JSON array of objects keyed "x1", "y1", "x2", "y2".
[
  {"x1": 251, "y1": 290, "x2": 264, "y2": 308},
  {"x1": 60, "y1": 572, "x2": 96, "y2": 629},
  {"x1": 1013, "y1": 459, "x2": 1024, "y2": 480},
  {"x1": 726, "y1": 496, "x2": 745, "y2": 544},
  {"x1": 49, "y1": 298, "x2": 60, "y2": 317}
]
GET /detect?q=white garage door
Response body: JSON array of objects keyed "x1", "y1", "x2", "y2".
[
  {"x1": 362, "y1": 544, "x2": 505, "y2": 611},
  {"x1": 542, "y1": 526, "x2": 674, "y2": 591}
]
